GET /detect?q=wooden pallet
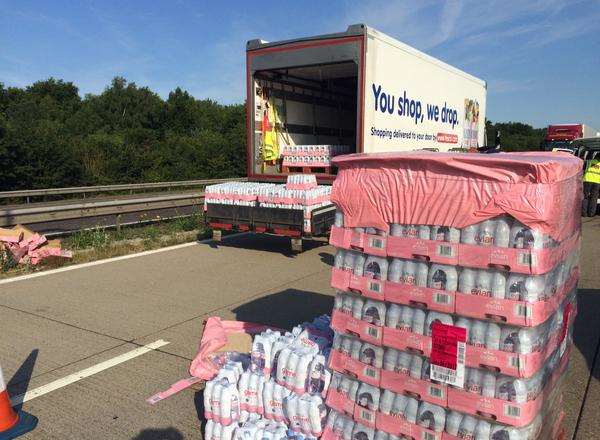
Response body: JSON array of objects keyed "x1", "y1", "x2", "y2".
[{"x1": 282, "y1": 165, "x2": 333, "y2": 174}]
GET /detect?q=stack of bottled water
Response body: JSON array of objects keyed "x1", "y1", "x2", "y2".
[
  {"x1": 324, "y1": 210, "x2": 578, "y2": 437},
  {"x1": 205, "y1": 181, "x2": 331, "y2": 213},
  {"x1": 203, "y1": 316, "x2": 334, "y2": 440},
  {"x1": 282, "y1": 145, "x2": 351, "y2": 167},
  {"x1": 323, "y1": 373, "x2": 565, "y2": 439}
]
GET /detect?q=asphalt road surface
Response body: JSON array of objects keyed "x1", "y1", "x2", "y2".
[{"x1": 0, "y1": 218, "x2": 599, "y2": 439}]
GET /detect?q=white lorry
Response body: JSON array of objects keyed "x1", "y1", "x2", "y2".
[
  {"x1": 246, "y1": 23, "x2": 487, "y2": 180},
  {"x1": 207, "y1": 24, "x2": 488, "y2": 250}
]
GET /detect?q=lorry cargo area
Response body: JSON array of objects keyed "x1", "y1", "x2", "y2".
[{"x1": 250, "y1": 61, "x2": 359, "y2": 178}]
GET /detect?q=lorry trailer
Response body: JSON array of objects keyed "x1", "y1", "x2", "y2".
[
  {"x1": 206, "y1": 24, "x2": 488, "y2": 250},
  {"x1": 541, "y1": 123, "x2": 600, "y2": 151}
]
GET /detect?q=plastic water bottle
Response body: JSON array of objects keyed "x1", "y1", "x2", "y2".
[
  {"x1": 495, "y1": 376, "x2": 527, "y2": 403},
  {"x1": 485, "y1": 323, "x2": 501, "y2": 350},
  {"x1": 516, "y1": 327, "x2": 541, "y2": 354},
  {"x1": 474, "y1": 420, "x2": 492, "y2": 440},
  {"x1": 285, "y1": 394, "x2": 300, "y2": 431},
  {"x1": 390, "y1": 224, "x2": 404, "y2": 237},
  {"x1": 401, "y1": 260, "x2": 417, "y2": 285},
  {"x1": 341, "y1": 417, "x2": 354, "y2": 440},
  {"x1": 354, "y1": 254, "x2": 367, "y2": 277},
  {"x1": 350, "y1": 339, "x2": 362, "y2": 360},
  {"x1": 263, "y1": 380, "x2": 275, "y2": 420},
  {"x1": 411, "y1": 309, "x2": 427, "y2": 334},
  {"x1": 460, "y1": 222, "x2": 478, "y2": 245},
  {"x1": 445, "y1": 411, "x2": 463, "y2": 436},
  {"x1": 276, "y1": 348, "x2": 292, "y2": 386},
  {"x1": 469, "y1": 320, "x2": 487, "y2": 347},
  {"x1": 466, "y1": 368, "x2": 482, "y2": 394},
  {"x1": 396, "y1": 352, "x2": 412, "y2": 375},
  {"x1": 455, "y1": 317, "x2": 472, "y2": 340},
  {"x1": 342, "y1": 295, "x2": 355, "y2": 315},
  {"x1": 430, "y1": 226, "x2": 447, "y2": 241},
  {"x1": 362, "y1": 300, "x2": 386, "y2": 326},
  {"x1": 308, "y1": 395, "x2": 325, "y2": 435},
  {"x1": 417, "y1": 225, "x2": 430, "y2": 240},
  {"x1": 386, "y1": 304, "x2": 401, "y2": 329},
  {"x1": 204, "y1": 379, "x2": 216, "y2": 419},
  {"x1": 213, "y1": 421, "x2": 223, "y2": 440},
  {"x1": 205, "y1": 420, "x2": 215, "y2": 440},
  {"x1": 492, "y1": 271, "x2": 507, "y2": 298},
  {"x1": 374, "y1": 430, "x2": 389, "y2": 440},
  {"x1": 458, "y1": 415, "x2": 477, "y2": 439},
  {"x1": 495, "y1": 216, "x2": 512, "y2": 247},
  {"x1": 476, "y1": 219, "x2": 496, "y2": 246},
  {"x1": 357, "y1": 383, "x2": 380, "y2": 411},
  {"x1": 295, "y1": 351, "x2": 314, "y2": 394},
  {"x1": 428, "y1": 264, "x2": 458, "y2": 291},
  {"x1": 500, "y1": 327, "x2": 519, "y2": 353},
  {"x1": 360, "y1": 343, "x2": 383, "y2": 368},
  {"x1": 352, "y1": 424, "x2": 374, "y2": 440},
  {"x1": 506, "y1": 274, "x2": 526, "y2": 301},
  {"x1": 211, "y1": 380, "x2": 225, "y2": 422},
  {"x1": 388, "y1": 259, "x2": 403, "y2": 283},
  {"x1": 510, "y1": 221, "x2": 543, "y2": 249},
  {"x1": 298, "y1": 397, "x2": 311, "y2": 435},
  {"x1": 379, "y1": 390, "x2": 395, "y2": 414},
  {"x1": 409, "y1": 355, "x2": 423, "y2": 379},
  {"x1": 390, "y1": 393, "x2": 408, "y2": 418},
  {"x1": 476, "y1": 270, "x2": 493, "y2": 297},
  {"x1": 482, "y1": 371, "x2": 497, "y2": 398},
  {"x1": 352, "y1": 297, "x2": 365, "y2": 320},
  {"x1": 490, "y1": 425, "x2": 521, "y2": 439},
  {"x1": 403, "y1": 398, "x2": 419, "y2": 424},
  {"x1": 425, "y1": 312, "x2": 454, "y2": 336},
  {"x1": 383, "y1": 348, "x2": 399, "y2": 372},
  {"x1": 221, "y1": 381, "x2": 241, "y2": 425},
  {"x1": 416, "y1": 402, "x2": 446, "y2": 432},
  {"x1": 364, "y1": 256, "x2": 388, "y2": 280},
  {"x1": 398, "y1": 306, "x2": 414, "y2": 331},
  {"x1": 415, "y1": 261, "x2": 429, "y2": 287},
  {"x1": 307, "y1": 354, "x2": 328, "y2": 396},
  {"x1": 459, "y1": 268, "x2": 477, "y2": 294}
]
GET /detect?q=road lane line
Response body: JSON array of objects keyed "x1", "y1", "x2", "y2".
[
  {"x1": 0, "y1": 232, "x2": 246, "y2": 285},
  {"x1": 11, "y1": 339, "x2": 170, "y2": 405}
]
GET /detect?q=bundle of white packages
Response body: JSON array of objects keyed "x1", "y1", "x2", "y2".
[
  {"x1": 204, "y1": 181, "x2": 331, "y2": 212},
  {"x1": 202, "y1": 316, "x2": 334, "y2": 440}
]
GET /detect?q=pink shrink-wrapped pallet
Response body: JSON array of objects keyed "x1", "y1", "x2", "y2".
[{"x1": 323, "y1": 152, "x2": 580, "y2": 438}]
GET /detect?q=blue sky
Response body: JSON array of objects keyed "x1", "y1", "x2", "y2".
[{"x1": 1, "y1": 0, "x2": 599, "y2": 128}]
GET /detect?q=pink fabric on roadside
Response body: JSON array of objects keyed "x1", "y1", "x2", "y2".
[
  {"x1": 188, "y1": 316, "x2": 278, "y2": 380},
  {"x1": 332, "y1": 151, "x2": 582, "y2": 241}
]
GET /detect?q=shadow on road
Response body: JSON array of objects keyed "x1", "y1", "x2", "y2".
[
  {"x1": 7, "y1": 349, "x2": 38, "y2": 413},
  {"x1": 205, "y1": 233, "x2": 327, "y2": 258},
  {"x1": 193, "y1": 389, "x2": 207, "y2": 432},
  {"x1": 574, "y1": 289, "x2": 600, "y2": 380},
  {"x1": 319, "y1": 251, "x2": 334, "y2": 267},
  {"x1": 232, "y1": 288, "x2": 334, "y2": 330},
  {"x1": 131, "y1": 427, "x2": 184, "y2": 440}
]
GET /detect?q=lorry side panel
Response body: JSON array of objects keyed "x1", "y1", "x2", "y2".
[{"x1": 362, "y1": 28, "x2": 487, "y2": 152}]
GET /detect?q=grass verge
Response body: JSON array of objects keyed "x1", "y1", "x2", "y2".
[{"x1": 0, "y1": 213, "x2": 211, "y2": 279}]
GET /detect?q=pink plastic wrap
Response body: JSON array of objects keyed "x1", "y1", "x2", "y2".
[
  {"x1": 188, "y1": 316, "x2": 277, "y2": 380},
  {"x1": 332, "y1": 152, "x2": 583, "y2": 242}
]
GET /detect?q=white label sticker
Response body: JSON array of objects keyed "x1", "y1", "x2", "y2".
[{"x1": 430, "y1": 341, "x2": 466, "y2": 388}]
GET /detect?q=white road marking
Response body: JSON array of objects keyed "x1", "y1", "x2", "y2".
[
  {"x1": 11, "y1": 339, "x2": 170, "y2": 405},
  {"x1": 0, "y1": 232, "x2": 246, "y2": 285}
]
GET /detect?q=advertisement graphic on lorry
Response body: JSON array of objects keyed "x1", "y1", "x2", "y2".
[{"x1": 363, "y1": 30, "x2": 486, "y2": 152}]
